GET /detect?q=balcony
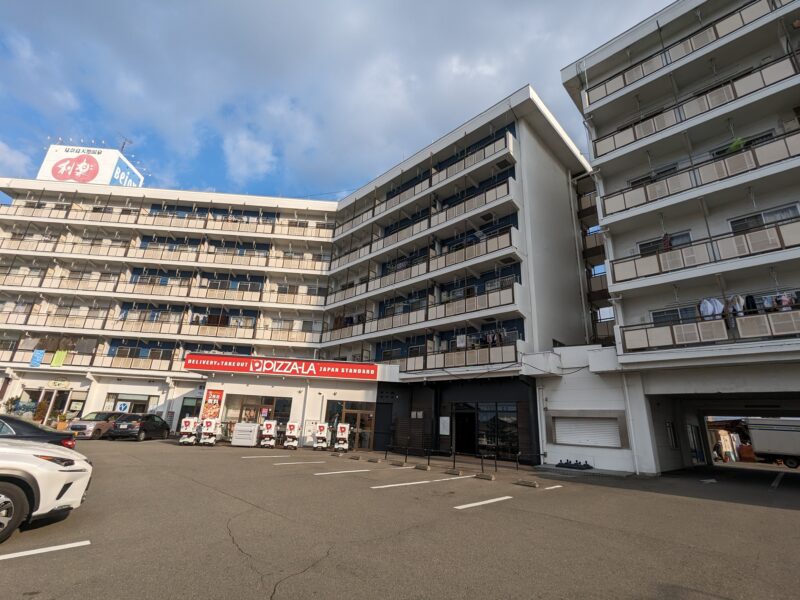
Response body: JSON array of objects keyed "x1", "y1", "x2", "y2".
[
  {"x1": 11, "y1": 349, "x2": 94, "y2": 368},
  {"x1": 578, "y1": 192, "x2": 598, "y2": 219},
  {"x1": 0, "y1": 203, "x2": 335, "y2": 240},
  {"x1": 0, "y1": 237, "x2": 331, "y2": 273},
  {"x1": 334, "y1": 132, "x2": 513, "y2": 238},
  {"x1": 379, "y1": 342, "x2": 518, "y2": 373},
  {"x1": 588, "y1": 274, "x2": 609, "y2": 300},
  {"x1": 330, "y1": 179, "x2": 511, "y2": 271},
  {"x1": 610, "y1": 215, "x2": 800, "y2": 285},
  {"x1": 593, "y1": 54, "x2": 798, "y2": 158},
  {"x1": 601, "y1": 129, "x2": 800, "y2": 217},
  {"x1": 322, "y1": 281, "x2": 520, "y2": 343},
  {"x1": 584, "y1": 0, "x2": 778, "y2": 107},
  {"x1": 621, "y1": 306, "x2": 800, "y2": 352},
  {"x1": 325, "y1": 228, "x2": 517, "y2": 306}
]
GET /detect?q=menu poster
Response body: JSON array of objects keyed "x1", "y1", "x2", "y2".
[{"x1": 200, "y1": 389, "x2": 224, "y2": 420}]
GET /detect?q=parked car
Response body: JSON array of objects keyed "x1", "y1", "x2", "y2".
[
  {"x1": 0, "y1": 415, "x2": 77, "y2": 450},
  {"x1": 107, "y1": 413, "x2": 170, "y2": 441},
  {"x1": 0, "y1": 438, "x2": 93, "y2": 543},
  {"x1": 69, "y1": 411, "x2": 124, "y2": 440}
]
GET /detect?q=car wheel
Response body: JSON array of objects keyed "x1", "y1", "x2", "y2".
[
  {"x1": 137, "y1": 430, "x2": 146, "y2": 442},
  {"x1": 784, "y1": 456, "x2": 799, "y2": 469},
  {"x1": 0, "y1": 482, "x2": 29, "y2": 544},
  {"x1": 91, "y1": 429, "x2": 103, "y2": 440}
]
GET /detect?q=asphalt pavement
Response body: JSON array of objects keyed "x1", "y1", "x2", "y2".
[{"x1": 1, "y1": 440, "x2": 798, "y2": 600}]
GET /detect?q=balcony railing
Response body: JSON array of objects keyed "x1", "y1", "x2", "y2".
[
  {"x1": 330, "y1": 179, "x2": 511, "y2": 270},
  {"x1": 334, "y1": 132, "x2": 513, "y2": 237},
  {"x1": 611, "y1": 215, "x2": 800, "y2": 284},
  {"x1": 585, "y1": 0, "x2": 777, "y2": 106},
  {"x1": 0, "y1": 308, "x2": 322, "y2": 344},
  {"x1": 621, "y1": 306, "x2": 800, "y2": 352},
  {"x1": 322, "y1": 281, "x2": 519, "y2": 343},
  {"x1": 602, "y1": 129, "x2": 800, "y2": 217},
  {"x1": 379, "y1": 342, "x2": 518, "y2": 373},
  {"x1": 326, "y1": 228, "x2": 517, "y2": 306},
  {"x1": 0, "y1": 203, "x2": 335, "y2": 240},
  {"x1": 0, "y1": 237, "x2": 330, "y2": 272},
  {"x1": 594, "y1": 54, "x2": 798, "y2": 157}
]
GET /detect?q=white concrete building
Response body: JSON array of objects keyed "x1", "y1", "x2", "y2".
[
  {"x1": 556, "y1": 0, "x2": 800, "y2": 473},
  {"x1": 0, "y1": 86, "x2": 595, "y2": 458}
]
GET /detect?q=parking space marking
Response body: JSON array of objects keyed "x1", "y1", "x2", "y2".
[
  {"x1": 544, "y1": 485, "x2": 563, "y2": 490},
  {"x1": 371, "y1": 475, "x2": 475, "y2": 489},
  {"x1": 391, "y1": 466, "x2": 415, "y2": 469},
  {"x1": 454, "y1": 496, "x2": 513, "y2": 510},
  {"x1": 0, "y1": 540, "x2": 91, "y2": 562},
  {"x1": 241, "y1": 455, "x2": 291, "y2": 459},
  {"x1": 314, "y1": 469, "x2": 371, "y2": 476},
  {"x1": 273, "y1": 461, "x2": 326, "y2": 466},
  {"x1": 770, "y1": 472, "x2": 785, "y2": 490}
]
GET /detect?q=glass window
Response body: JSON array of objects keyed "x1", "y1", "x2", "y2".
[
  {"x1": 651, "y1": 306, "x2": 697, "y2": 325},
  {"x1": 730, "y1": 204, "x2": 799, "y2": 233},
  {"x1": 638, "y1": 231, "x2": 691, "y2": 256},
  {"x1": 0, "y1": 419, "x2": 14, "y2": 436}
]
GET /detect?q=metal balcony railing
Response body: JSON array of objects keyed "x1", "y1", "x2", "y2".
[
  {"x1": 594, "y1": 54, "x2": 798, "y2": 157},
  {"x1": 611, "y1": 215, "x2": 800, "y2": 284},
  {"x1": 378, "y1": 342, "x2": 518, "y2": 373},
  {"x1": 322, "y1": 281, "x2": 519, "y2": 343},
  {"x1": 334, "y1": 132, "x2": 513, "y2": 237},
  {"x1": 584, "y1": 0, "x2": 779, "y2": 106},
  {"x1": 325, "y1": 228, "x2": 517, "y2": 306},
  {"x1": 602, "y1": 129, "x2": 800, "y2": 217},
  {"x1": 621, "y1": 305, "x2": 800, "y2": 352}
]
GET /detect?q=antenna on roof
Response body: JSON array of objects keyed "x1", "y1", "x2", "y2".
[{"x1": 119, "y1": 135, "x2": 133, "y2": 154}]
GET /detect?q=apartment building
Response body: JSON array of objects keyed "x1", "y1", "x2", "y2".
[
  {"x1": 558, "y1": 0, "x2": 800, "y2": 474},
  {"x1": 0, "y1": 86, "x2": 592, "y2": 459}
]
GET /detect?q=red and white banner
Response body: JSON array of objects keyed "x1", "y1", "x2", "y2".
[{"x1": 184, "y1": 354, "x2": 379, "y2": 381}]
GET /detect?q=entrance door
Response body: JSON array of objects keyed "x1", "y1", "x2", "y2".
[
  {"x1": 341, "y1": 410, "x2": 375, "y2": 450},
  {"x1": 455, "y1": 411, "x2": 477, "y2": 454}
]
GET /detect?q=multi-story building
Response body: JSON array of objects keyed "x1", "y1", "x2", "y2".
[
  {"x1": 0, "y1": 85, "x2": 592, "y2": 459},
  {"x1": 559, "y1": 0, "x2": 800, "y2": 473}
]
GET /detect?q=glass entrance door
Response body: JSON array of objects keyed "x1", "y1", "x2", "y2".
[{"x1": 341, "y1": 409, "x2": 375, "y2": 450}]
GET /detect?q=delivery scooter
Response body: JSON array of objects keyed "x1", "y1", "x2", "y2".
[
  {"x1": 334, "y1": 423, "x2": 350, "y2": 452},
  {"x1": 179, "y1": 417, "x2": 199, "y2": 445},
  {"x1": 198, "y1": 418, "x2": 220, "y2": 446},
  {"x1": 313, "y1": 423, "x2": 329, "y2": 450},
  {"x1": 260, "y1": 420, "x2": 278, "y2": 448},
  {"x1": 283, "y1": 421, "x2": 300, "y2": 450}
]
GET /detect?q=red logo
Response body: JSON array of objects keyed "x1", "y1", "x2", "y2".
[
  {"x1": 51, "y1": 155, "x2": 100, "y2": 183},
  {"x1": 288, "y1": 424, "x2": 295, "y2": 432},
  {"x1": 339, "y1": 426, "x2": 346, "y2": 434},
  {"x1": 265, "y1": 423, "x2": 272, "y2": 430}
]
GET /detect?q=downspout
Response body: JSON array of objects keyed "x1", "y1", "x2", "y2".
[
  {"x1": 536, "y1": 384, "x2": 547, "y2": 464},
  {"x1": 621, "y1": 371, "x2": 640, "y2": 475}
]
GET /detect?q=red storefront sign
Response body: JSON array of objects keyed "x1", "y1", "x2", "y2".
[{"x1": 183, "y1": 354, "x2": 379, "y2": 381}]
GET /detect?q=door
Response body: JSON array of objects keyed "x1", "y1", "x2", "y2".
[
  {"x1": 357, "y1": 412, "x2": 375, "y2": 450},
  {"x1": 455, "y1": 411, "x2": 477, "y2": 454}
]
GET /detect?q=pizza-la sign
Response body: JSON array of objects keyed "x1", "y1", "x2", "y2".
[{"x1": 183, "y1": 353, "x2": 379, "y2": 381}]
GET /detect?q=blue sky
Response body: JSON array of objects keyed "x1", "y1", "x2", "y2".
[{"x1": 0, "y1": 0, "x2": 670, "y2": 200}]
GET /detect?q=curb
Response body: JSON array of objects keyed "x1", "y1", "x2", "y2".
[
  {"x1": 475, "y1": 473, "x2": 495, "y2": 481},
  {"x1": 513, "y1": 479, "x2": 540, "y2": 488},
  {"x1": 414, "y1": 464, "x2": 431, "y2": 471},
  {"x1": 390, "y1": 460, "x2": 407, "y2": 467},
  {"x1": 367, "y1": 458, "x2": 383, "y2": 463},
  {"x1": 445, "y1": 468, "x2": 463, "y2": 476}
]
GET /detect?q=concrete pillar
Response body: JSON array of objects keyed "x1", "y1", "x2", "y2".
[{"x1": 622, "y1": 372, "x2": 659, "y2": 475}]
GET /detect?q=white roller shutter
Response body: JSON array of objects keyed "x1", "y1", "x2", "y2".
[{"x1": 554, "y1": 417, "x2": 622, "y2": 448}]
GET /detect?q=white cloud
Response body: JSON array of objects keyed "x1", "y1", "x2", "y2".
[
  {"x1": 222, "y1": 130, "x2": 277, "y2": 185},
  {"x1": 0, "y1": 140, "x2": 32, "y2": 177}
]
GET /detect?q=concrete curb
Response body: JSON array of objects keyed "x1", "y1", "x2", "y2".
[
  {"x1": 475, "y1": 473, "x2": 495, "y2": 481},
  {"x1": 349, "y1": 455, "x2": 361, "y2": 460},
  {"x1": 414, "y1": 464, "x2": 431, "y2": 471},
  {"x1": 390, "y1": 460, "x2": 407, "y2": 467},
  {"x1": 329, "y1": 452, "x2": 343, "y2": 457},
  {"x1": 367, "y1": 458, "x2": 383, "y2": 463},
  {"x1": 513, "y1": 479, "x2": 540, "y2": 488},
  {"x1": 445, "y1": 468, "x2": 463, "y2": 476}
]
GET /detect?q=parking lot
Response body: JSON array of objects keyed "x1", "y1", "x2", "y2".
[{"x1": 1, "y1": 441, "x2": 799, "y2": 600}]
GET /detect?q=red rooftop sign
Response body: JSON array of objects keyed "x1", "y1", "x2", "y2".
[{"x1": 183, "y1": 353, "x2": 379, "y2": 381}]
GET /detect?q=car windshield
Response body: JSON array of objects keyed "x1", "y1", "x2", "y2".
[
  {"x1": 81, "y1": 412, "x2": 112, "y2": 422},
  {"x1": 6, "y1": 416, "x2": 60, "y2": 433},
  {"x1": 117, "y1": 414, "x2": 143, "y2": 422}
]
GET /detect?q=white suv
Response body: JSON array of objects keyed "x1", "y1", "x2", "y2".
[{"x1": 0, "y1": 439, "x2": 93, "y2": 544}]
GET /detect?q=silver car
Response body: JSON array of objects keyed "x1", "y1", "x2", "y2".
[{"x1": 69, "y1": 412, "x2": 125, "y2": 439}]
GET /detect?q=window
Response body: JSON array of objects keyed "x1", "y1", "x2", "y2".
[
  {"x1": 730, "y1": 204, "x2": 799, "y2": 234},
  {"x1": 277, "y1": 284, "x2": 299, "y2": 295},
  {"x1": 638, "y1": 231, "x2": 691, "y2": 256},
  {"x1": 666, "y1": 421, "x2": 679, "y2": 449},
  {"x1": 651, "y1": 306, "x2": 697, "y2": 325},
  {"x1": 238, "y1": 281, "x2": 261, "y2": 292},
  {"x1": 0, "y1": 419, "x2": 14, "y2": 436},
  {"x1": 629, "y1": 163, "x2": 677, "y2": 187}
]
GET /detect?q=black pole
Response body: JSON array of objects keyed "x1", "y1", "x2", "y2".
[
  {"x1": 405, "y1": 446, "x2": 409, "y2": 463},
  {"x1": 427, "y1": 448, "x2": 431, "y2": 467},
  {"x1": 494, "y1": 447, "x2": 498, "y2": 473},
  {"x1": 480, "y1": 454, "x2": 484, "y2": 474}
]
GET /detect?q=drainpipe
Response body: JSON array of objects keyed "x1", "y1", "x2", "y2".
[
  {"x1": 536, "y1": 385, "x2": 547, "y2": 464},
  {"x1": 621, "y1": 372, "x2": 640, "y2": 475}
]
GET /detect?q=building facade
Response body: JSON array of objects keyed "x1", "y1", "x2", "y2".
[
  {"x1": 557, "y1": 0, "x2": 800, "y2": 473},
  {"x1": 0, "y1": 86, "x2": 593, "y2": 458}
]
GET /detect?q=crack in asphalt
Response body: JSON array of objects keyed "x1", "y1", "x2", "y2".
[
  {"x1": 225, "y1": 510, "x2": 272, "y2": 591},
  {"x1": 269, "y1": 543, "x2": 335, "y2": 600}
]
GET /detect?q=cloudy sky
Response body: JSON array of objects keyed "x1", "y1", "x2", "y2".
[{"x1": 0, "y1": 0, "x2": 670, "y2": 199}]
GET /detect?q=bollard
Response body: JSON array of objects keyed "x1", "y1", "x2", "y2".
[
  {"x1": 452, "y1": 451, "x2": 456, "y2": 470},
  {"x1": 427, "y1": 448, "x2": 431, "y2": 467},
  {"x1": 480, "y1": 454, "x2": 485, "y2": 474}
]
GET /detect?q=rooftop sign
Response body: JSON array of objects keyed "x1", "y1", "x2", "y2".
[{"x1": 36, "y1": 144, "x2": 144, "y2": 187}]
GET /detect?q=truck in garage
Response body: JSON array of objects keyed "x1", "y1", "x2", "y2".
[{"x1": 745, "y1": 418, "x2": 800, "y2": 469}]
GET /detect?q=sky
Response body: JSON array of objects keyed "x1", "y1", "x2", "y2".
[{"x1": 0, "y1": 0, "x2": 671, "y2": 200}]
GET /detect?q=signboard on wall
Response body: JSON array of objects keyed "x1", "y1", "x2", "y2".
[
  {"x1": 183, "y1": 354, "x2": 379, "y2": 381},
  {"x1": 200, "y1": 389, "x2": 224, "y2": 420},
  {"x1": 36, "y1": 145, "x2": 144, "y2": 187}
]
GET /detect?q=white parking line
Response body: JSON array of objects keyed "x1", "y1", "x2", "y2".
[
  {"x1": 544, "y1": 485, "x2": 563, "y2": 490},
  {"x1": 314, "y1": 469, "x2": 371, "y2": 476},
  {"x1": 391, "y1": 466, "x2": 415, "y2": 469},
  {"x1": 454, "y1": 496, "x2": 513, "y2": 510},
  {"x1": 0, "y1": 540, "x2": 91, "y2": 562},
  {"x1": 371, "y1": 475, "x2": 475, "y2": 489},
  {"x1": 770, "y1": 472, "x2": 785, "y2": 490},
  {"x1": 273, "y1": 461, "x2": 326, "y2": 466},
  {"x1": 241, "y1": 455, "x2": 291, "y2": 459}
]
